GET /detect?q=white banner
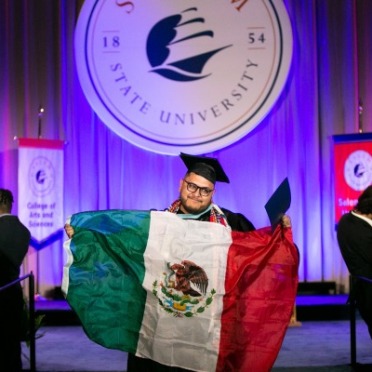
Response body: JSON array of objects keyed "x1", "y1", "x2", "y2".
[{"x1": 18, "y1": 138, "x2": 64, "y2": 250}]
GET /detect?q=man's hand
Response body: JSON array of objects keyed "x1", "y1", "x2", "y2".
[
  {"x1": 64, "y1": 224, "x2": 75, "y2": 238},
  {"x1": 281, "y1": 215, "x2": 291, "y2": 228}
]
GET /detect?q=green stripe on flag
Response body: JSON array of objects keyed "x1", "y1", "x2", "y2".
[{"x1": 63, "y1": 210, "x2": 150, "y2": 352}]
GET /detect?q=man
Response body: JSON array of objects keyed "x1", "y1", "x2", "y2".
[
  {"x1": 337, "y1": 186, "x2": 372, "y2": 339},
  {"x1": 126, "y1": 154, "x2": 259, "y2": 371},
  {"x1": 64, "y1": 153, "x2": 258, "y2": 238},
  {"x1": 65, "y1": 153, "x2": 292, "y2": 372},
  {"x1": 0, "y1": 189, "x2": 31, "y2": 371},
  {"x1": 165, "y1": 153, "x2": 256, "y2": 231}
]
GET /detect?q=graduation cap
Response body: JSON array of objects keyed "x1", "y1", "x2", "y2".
[
  {"x1": 265, "y1": 178, "x2": 291, "y2": 227},
  {"x1": 180, "y1": 153, "x2": 230, "y2": 184}
]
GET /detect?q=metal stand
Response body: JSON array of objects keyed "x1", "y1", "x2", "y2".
[{"x1": 349, "y1": 275, "x2": 357, "y2": 367}]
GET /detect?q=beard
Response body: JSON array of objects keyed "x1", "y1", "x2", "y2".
[{"x1": 179, "y1": 194, "x2": 209, "y2": 215}]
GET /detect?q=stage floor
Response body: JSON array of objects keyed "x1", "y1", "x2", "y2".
[
  {"x1": 22, "y1": 320, "x2": 372, "y2": 371},
  {"x1": 23, "y1": 295, "x2": 372, "y2": 371}
]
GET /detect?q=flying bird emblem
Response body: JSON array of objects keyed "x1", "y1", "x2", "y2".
[{"x1": 146, "y1": 7, "x2": 231, "y2": 81}]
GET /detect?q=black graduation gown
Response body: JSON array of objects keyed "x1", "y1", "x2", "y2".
[{"x1": 0, "y1": 215, "x2": 31, "y2": 371}]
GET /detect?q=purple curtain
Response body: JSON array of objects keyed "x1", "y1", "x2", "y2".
[{"x1": 1, "y1": 0, "x2": 371, "y2": 294}]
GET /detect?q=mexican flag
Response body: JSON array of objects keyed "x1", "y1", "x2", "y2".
[{"x1": 62, "y1": 210, "x2": 298, "y2": 372}]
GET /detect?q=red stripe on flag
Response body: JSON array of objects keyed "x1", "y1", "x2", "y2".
[{"x1": 217, "y1": 226, "x2": 299, "y2": 372}]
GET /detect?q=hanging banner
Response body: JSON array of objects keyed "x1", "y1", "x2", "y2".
[
  {"x1": 18, "y1": 138, "x2": 64, "y2": 250},
  {"x1": 75, "y1": 0, "x2": 293, "y2": 155},
  {"x1": 333, "y1": 133, "x2": 372, "y2": 227}
]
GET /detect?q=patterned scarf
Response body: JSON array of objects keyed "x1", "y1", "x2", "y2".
[{"x1": 167, "y1": 199, "x2": 229, "y2": 228}]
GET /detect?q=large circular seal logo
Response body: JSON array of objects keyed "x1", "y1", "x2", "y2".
[
  {"x1": 75, "y1": 0, "x2": 293, "y2": 155},
  {"x1": 28, "y1": 156, "x2": 55, "y2": 197}
]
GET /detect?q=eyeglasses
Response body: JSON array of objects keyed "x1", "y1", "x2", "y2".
[{"x1": 183, "y1": 179, "x2": 214, "y2": 197}]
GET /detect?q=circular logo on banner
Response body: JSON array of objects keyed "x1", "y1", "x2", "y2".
[
  {"x1": 29, "y1": 156, "x2": 55, "y2": 196},
  {"x1": 344, "y1": 150, "x2": 372, "y2": 191},
  {"x1": 75, "y1": 0, "x2": 293, "y2": 155}
]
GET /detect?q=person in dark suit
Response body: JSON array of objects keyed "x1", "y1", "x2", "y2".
[
  {"x1": 337, "y1": 186, "x2": 372, "y2": 339},
  {"x1": 0, "y1": 189, "x2": 31, "y2": 371}
]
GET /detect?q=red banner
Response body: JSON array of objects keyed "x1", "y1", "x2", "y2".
[{"x1": 333, "y1": 133, "x2": 372, "y2": 225}]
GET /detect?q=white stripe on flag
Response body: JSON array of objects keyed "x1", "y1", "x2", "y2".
[{"x1": 137, "y1": 211, "x2": 232, "y2": 371}]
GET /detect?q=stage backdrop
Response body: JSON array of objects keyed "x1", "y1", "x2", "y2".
[{"x1": 1, "y1": 0, "x2": 372, "y2": 294}]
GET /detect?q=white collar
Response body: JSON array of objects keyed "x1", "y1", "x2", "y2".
[{"x1": 351, "y1": 211, "x2": 372, "y2": 227}]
